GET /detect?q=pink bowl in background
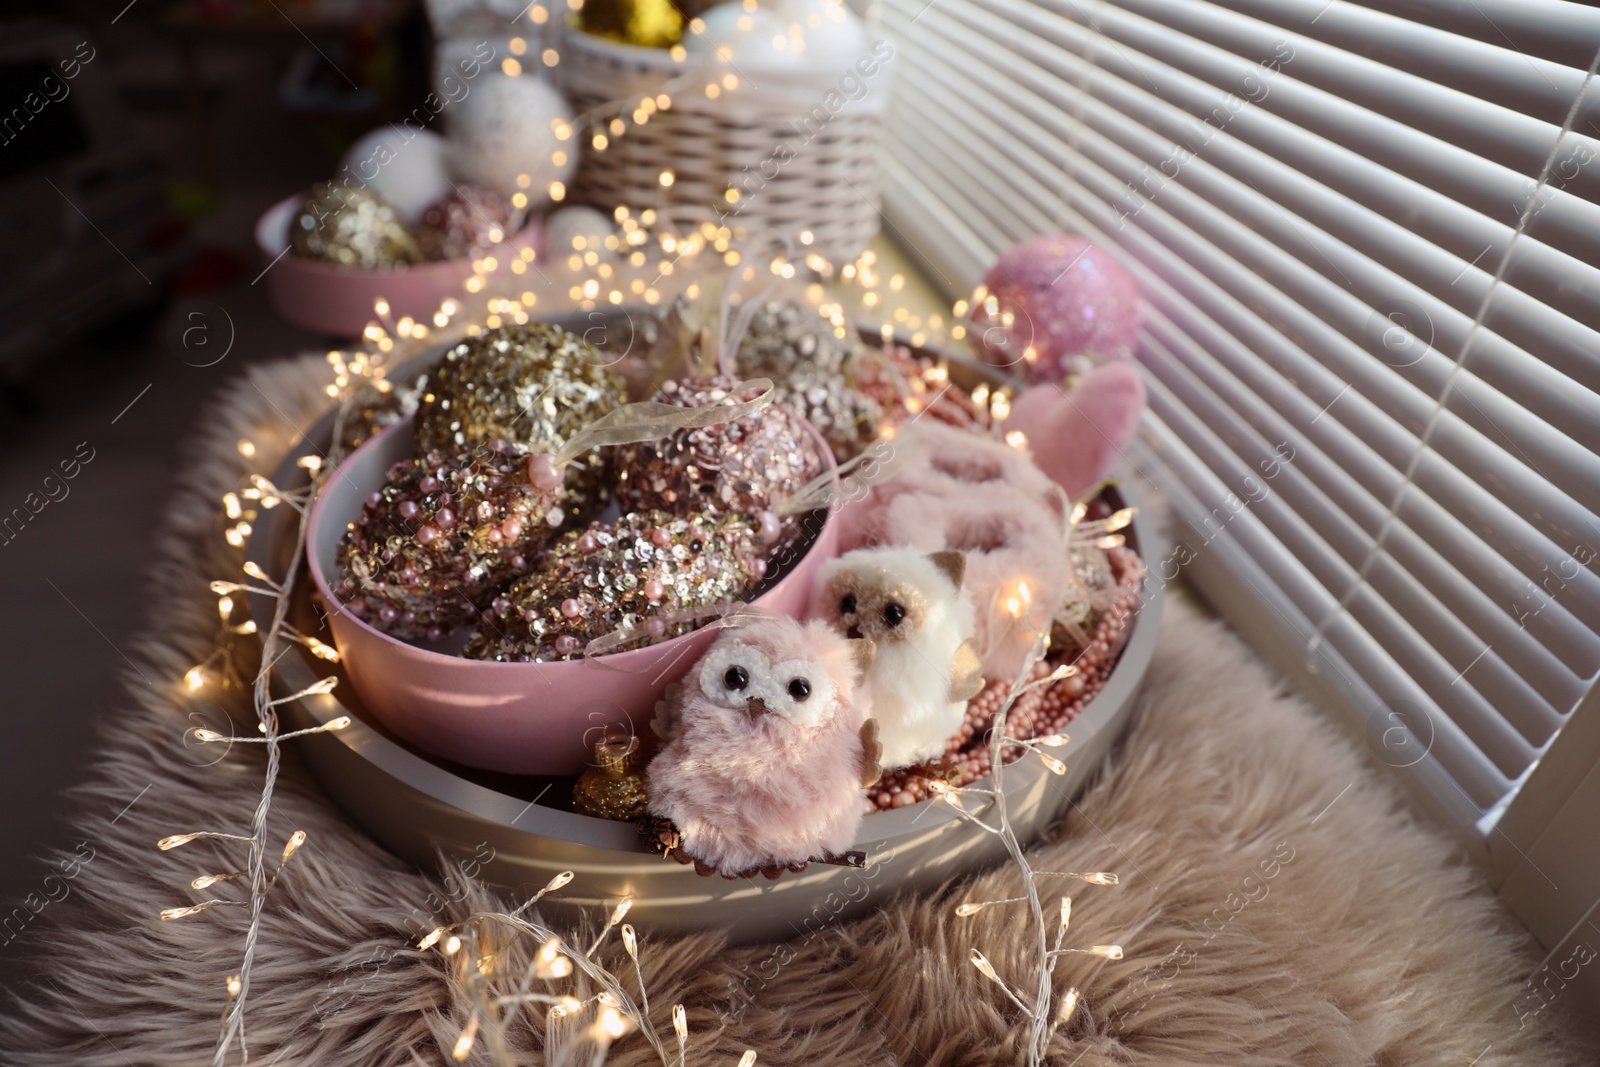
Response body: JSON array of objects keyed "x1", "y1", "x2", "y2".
[
  {"x1": 254, "y1": 195, "x2": 543, "y2": 338},
  {"x1": 306, "y1": 415, "x2": 840, "y2": 776}
]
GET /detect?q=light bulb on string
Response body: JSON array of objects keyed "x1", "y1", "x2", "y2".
[{"x1": 451, "y1": 1015, "x2": 478, "y2": 1061}]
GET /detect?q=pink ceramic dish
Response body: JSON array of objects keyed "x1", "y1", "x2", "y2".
[
  {"x1": 254, "y1": 195, "x2": 542, "y2": 338},
  {"x1": 306, "y1": 415, "x2": 839, "y2": 776}
]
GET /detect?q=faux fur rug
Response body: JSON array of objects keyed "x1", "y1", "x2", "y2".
[{"x1": 0, "y1": 355, "x2": 1588, "y2": 1066}]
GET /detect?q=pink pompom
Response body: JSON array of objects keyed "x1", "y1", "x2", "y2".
[
  {"x1": 1004, "y1": 363, "x2": 1147, "y2": 497},
  {"x1": 973, "y1": 235, "x2": 1141, "y2": 384}
]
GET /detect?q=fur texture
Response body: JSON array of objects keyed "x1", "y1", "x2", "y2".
[
  {"x1": 812, "y1": 547, "x2": 977, "y2": 768},
  {"x1": 838, "y1": 421, "x2": 1063, "y2": 549},
  {"x1": 647, "y1": 618, "x2": 869, "y2": 873},
  {"x1": 0, "y1": 354, "x2": 1589, "y2": 1066},
  {"x1": 838, "y1": 422, "x2": 1070, "y2": 680},
  {"x1": 1003, "y1": 363, "x2": 1146, "y2": 497}
]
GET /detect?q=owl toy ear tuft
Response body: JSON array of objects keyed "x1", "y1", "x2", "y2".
[
  {"x1": 928, "y1": 549, "x2": 966, "y2": 590},
  {"x1": 849, "y1": 638, "x2": 876, "y2": 680}
]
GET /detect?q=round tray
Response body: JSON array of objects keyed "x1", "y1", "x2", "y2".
[{"x1": 244, "y1": 314, "x2": 1162, "y2": 943}]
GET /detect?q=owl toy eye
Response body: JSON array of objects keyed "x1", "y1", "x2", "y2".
[
  {"x1": 883, "y1": 602, "x2": 906, "y2": 628},
  {"x1": 723, "y1": 665, "x2": 749, "y2": 691},
  {"x1": 839, "y1": 593, "x2": 856, "y2": 616},
  {"x1": 787, "y1": 677, "x2": 811, "y2": 701}
]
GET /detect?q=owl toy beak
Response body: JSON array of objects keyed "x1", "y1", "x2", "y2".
[
  {"x1": 746, "y1": 698, "x2": 769, "y2": 719},
  {"x1": 845, "y1": 624, "x2": 863, "y2": 641}
]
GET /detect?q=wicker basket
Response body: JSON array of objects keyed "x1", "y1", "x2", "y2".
[{"x1": 556, "y1": 23, "x2": 888, "y2": 266}]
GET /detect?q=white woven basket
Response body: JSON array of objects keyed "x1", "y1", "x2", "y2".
[{"x1": 556, "y1": 23, "x2": 889, "y2": 265}]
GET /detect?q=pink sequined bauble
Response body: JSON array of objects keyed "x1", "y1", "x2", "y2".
[{"x1": 972, "y1": 235, "x2": 1140, "y2": 384}]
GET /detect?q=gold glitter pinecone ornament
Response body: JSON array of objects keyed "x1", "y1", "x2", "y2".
[
  {"x1": 579, "y1": 0, "x2": 685, "y2": 48},
  {"x1": 413, "y1": 323, "x2": 625, "y2": 520},
  {"x1": 289, "y1": 182, "x2": 423, "y2": 269},
  {"x1": 572, "y1": 731, "x2": 649, "y2": 820}
]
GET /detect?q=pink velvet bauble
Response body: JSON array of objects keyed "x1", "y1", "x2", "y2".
[
  {"x1": 973, "y1": 235, "x2": 1141, "y2": 383},
  {"x1": 1003, "y1": 362, "x2": 1147, "y2": 497}
]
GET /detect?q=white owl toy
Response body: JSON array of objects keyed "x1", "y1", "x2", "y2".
[
  {"x1": 812, "y1": 548, "x2": 983, "y2": 770},
  {"x1": 646, "y1": 617, "x2": 878, "y2": 878}
]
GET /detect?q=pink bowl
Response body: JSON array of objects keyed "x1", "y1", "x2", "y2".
[
  {"x1": 255, "y1": 195, "x2": 542, "y2": 338},
  {"x1": 306, "y1": 415, "x2": 839, "y2": 776}
]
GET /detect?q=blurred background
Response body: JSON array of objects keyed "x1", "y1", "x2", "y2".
[{"x1": 0, "y1": 0, "x2": 435, "y2": 985}]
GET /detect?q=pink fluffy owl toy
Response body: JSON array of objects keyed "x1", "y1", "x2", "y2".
[{"x1": 646, "y1": 617, "x2": 879, "y2": 878}]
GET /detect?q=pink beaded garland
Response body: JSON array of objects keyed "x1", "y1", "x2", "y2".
[{"x1": 866, "y1": 543, "x2": 1146, "y2": 809}]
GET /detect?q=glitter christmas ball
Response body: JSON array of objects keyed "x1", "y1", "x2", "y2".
[
  {"x1": 579, "y1": 0, "x2": 685, "y2": 48},
  {"x1": 972, "y1": 235, "x2": 1141, "y2": 384},
  {"x1": 735, "y1": 301, "x2": 881, "y2": 461},
  {"x1": 413, "y1": 323, "x2": 626, "y2": 519},
  {"x1": 413, "y1": 182, "x2": 523, "y2": 262},
  {"x1": 338, "y1": 375, "x2": 426, "y2": 454},
  {"x1": 288, "y1": 182, "x2": 423, "y2": 270},
  {"x1": 334, "y1": 445, "x2": 560, "y2": 640},
  {"x1": 612, "y1": 376, "x2": 827, "y2": 543},
  {"x1": 465, "y1": 509, "x2": 765, "y2": 662}
]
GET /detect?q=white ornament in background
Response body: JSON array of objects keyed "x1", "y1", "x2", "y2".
[
  {"x1": 543, "y1": 206, "x2": 620, "y2": 264},
  {"x1": 684, "y1": 4, "x2": 810, "y2": 71},
  {"x1": 776, "y1": 0, "x2": 869, "y2": 61},
  {"x1": 445, "y1": 73, "x2": 577, "y2": 200},
  {"x1": 337, "y1": 127, "x2": 452, "y2": 224}
]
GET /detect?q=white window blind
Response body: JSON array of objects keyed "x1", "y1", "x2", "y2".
[{"x1": 873, "y1": 0, "x2": 1600, "y2": 836}]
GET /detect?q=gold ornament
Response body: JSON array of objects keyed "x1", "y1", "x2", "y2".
[
  {"x1": 289, "y1": 182, "x2": 422, "y2": 270},
  {"x1": 572, "y1": 731, "x2": 650, "y2": 820},
  {"x1": 579, "y1": 0, "x2": 685, "y2": 49},
  {"x1": 412, "y1": 323, "x2": 626, "y2": 521}
]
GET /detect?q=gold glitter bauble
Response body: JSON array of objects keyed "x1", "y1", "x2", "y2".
[
  {"x1": 413, "y1": 323, "x2": 626, "y2": 520},
  {"x1": 338, "y1": 374, "x2": 426, "y2": 453},
  {"x1": 572, "y1": 732, "x2": 650, "y2": 820},
  {"x1": 288, "y1": 182, "x2": 422, "y2": 270},
  {"x1": 579, "y1": 0, "x2": 685, "y2": 48}
]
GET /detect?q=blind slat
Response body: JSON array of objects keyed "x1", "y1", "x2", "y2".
[
  {"x1": 1137, "y1": 328, "x2": 1561, "y2": 758},
  {"x1": 1200, "y1": 0, "x2": 1598, "y2": 122},
  {"x1": 1138, "y1": 396, "x2": 1518, "y2": 804}
]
